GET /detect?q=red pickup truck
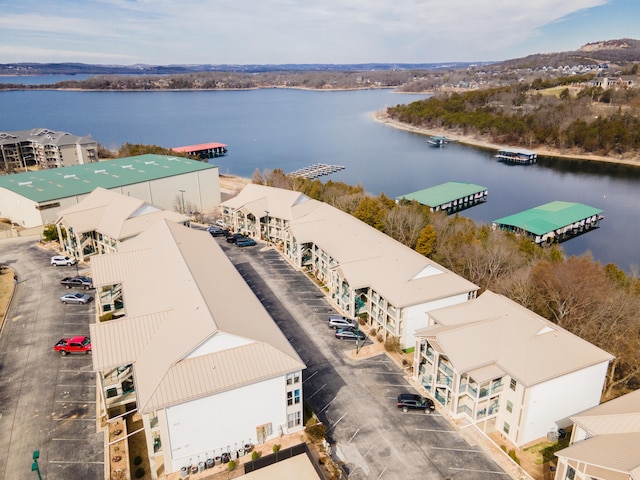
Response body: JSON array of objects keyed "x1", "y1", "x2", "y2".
[{"x1": 54, "y1": 336, "x2": 92, "y2": 356}]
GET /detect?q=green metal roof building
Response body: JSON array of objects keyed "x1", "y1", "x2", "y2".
[
  {"x1": 0, "y1": 154, "x2": 220, "y2": 228},
  {"x1": 492, "y1": 201, "x2": 604, "y2": 245},
  {"x1": 397, "y1": 181, "x2": 488, "y2": 213}
]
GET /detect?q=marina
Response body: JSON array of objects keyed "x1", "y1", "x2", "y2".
[
  {"x1": 172, "y1": 142, "x2": 228, "y2": 159},
  {"x1": 397, "y1": 181, "x2": 488, "y2": 214},
  {"x1": 492, "y1": 201, "x2": 604, "y2": 245},
  {"x1": 495, "y1": 148, "x2": 538, "y2": 164},
  {"x1": 289, "y1": 163, "x2": 345, "y2": 179}
]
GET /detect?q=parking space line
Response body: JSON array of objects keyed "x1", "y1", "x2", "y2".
[
  {"x1": 415, "y1": 427, "x2": 456, "y2": 433},
  {"x1": 54, "y1": 400, "x2": 96, "y2": 404},
  {"x1": 303, "y1": 371, "x2": 318, "y2": 383},
  {"x1": 318, "y1": 396, "x2": 336, "y2": 414},
  {"x1": 347, "y1": 428, "x2": 359, "y2": 444},
  {"x1": 449, "y1": 467, "x2": 509, "y2": 475},
  {"x1": 308, "y1": 384, "x2": 326, "y2": 400},
  {"x1": 328, "y1": 412, "x2": 348, "y2": 432},
  {"x1": 53, "y1": 417, "x2": 95, "y2": 421},
  {"x1": 430, "y1": 446, "x2": 483, "y2": 452},
  {"x1": 377, "y1": 465, "x2": 387, "y2": 478},
  {"x1": 48, "y1": 460, "x2": 104, "y2": 464}
]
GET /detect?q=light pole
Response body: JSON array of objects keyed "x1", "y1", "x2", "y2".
[
  {"x1": 179, "y1": 189, "x2": 185, "y2": 214},
  {"x1": 264, "y1": 211, "x2": 269, "y2": 243},
  {"x1": 32, "y1": 450, "x2": 42, "y2": 480}
]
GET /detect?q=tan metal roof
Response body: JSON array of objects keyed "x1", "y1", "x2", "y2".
[
  {"x1": 415, "y1": 291, "x2": 613, "y2": 386},
  {"x1": 221, "y1": 183, "x2": 309, "y2": 221},
  {"x1": 288, "y1": 199, "x2": 478, "y2": 306},
  {"x1": 91, "y1": 219, "x2": 304, "y2": 413},
  {"x1": 555, "y1": 432, "x2": 640, "y2": 479},
  {"x1": 571, "y1": 389, "x2": 640, "y2": 436},
  {"x1": 225, "y1": 184, "x2": 477, "y2": 307},
  {"x1": 56, "y1": 187, "x2": 189, "y2": 240}
]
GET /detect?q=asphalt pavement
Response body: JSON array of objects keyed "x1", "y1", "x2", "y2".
[
  {"x1": 218, "y1": 238, "x2": 512, "y2": 480},
  {"x1": 0, "y1": 237, "x2": 103, "y2": 480}
]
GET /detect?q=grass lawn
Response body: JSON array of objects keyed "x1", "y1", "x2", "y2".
[{"x1": 0, "y1": 266, "x2": 16, "y2": 330}]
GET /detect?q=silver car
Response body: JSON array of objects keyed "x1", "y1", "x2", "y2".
[
  {"x1": 51, "y1": 255, "x2": 76, "y2": 266},
  {"x1": 60, "y1": 292, "x2": 92, "y2": 304},
  {"x1": 328, "y1": 315, "x2": 358, "y2": 330}
]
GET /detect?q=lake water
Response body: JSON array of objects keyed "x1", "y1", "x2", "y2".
[{"x1": 1, "y1": 83, "x2": 639, "y2": 272}]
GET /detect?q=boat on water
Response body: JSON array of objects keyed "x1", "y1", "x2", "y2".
[
  {"x1": 427, "y1": 136, "x2": 450, "y2": 147},
  {"x1": 495, "y1": 148, "x2": 537, "y2": 164}
]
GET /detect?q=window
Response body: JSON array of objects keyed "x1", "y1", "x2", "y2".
[
  {"x1": 287, "y1": 411, "x2": 301, "y2": 428},
  {"x1": 510, "y1": 378, "x2": 517, "y2": 391},
  {"x1": 503, "y1": 422, "x2": 510, "y2": 435},
  {"x1": 294, "y1": 389, "x2": 301, "y2": 404},
  {"x1": 567, "y1": 466, "x2": 575, "y2": 480},
  {"x1": 287, "y1": 391, "x2": 293, "y2": 406},
  {"x1": 286, "y1": 371, "x2": 300, "y2": 385},
  {"x1": 506, "y1": 401, "x2": 513, "y2": 413},
  {"x1": 106, "y1": 387, "x2": 118, "y2": 398}
]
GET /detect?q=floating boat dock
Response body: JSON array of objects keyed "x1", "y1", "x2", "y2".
[
  {"x1": 495, "y1": 148, "x2": 537, "y2": 164},
  {"x1": 396, "y1": 181, "x2": 488, "y2": 214},
  {"x1": 427, "y1": 136, "x2": 450, "y2": 147},
  {"x1": 492, "y1": 201, "x2": 604, "y2": 245},
  {"x1": 289, "y1": 163, "x2": 345, "y2": 179},
  {"x1": 172, "y1": 142, "x2": 228, "y2": 159}
]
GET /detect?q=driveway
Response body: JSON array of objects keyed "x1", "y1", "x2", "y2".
[
  {"x1": 0, "y1": 238, "x2": 103, "y2": 480},
  {"x1": 217, "y1": 239, "x2": 511, "y2": 480}
]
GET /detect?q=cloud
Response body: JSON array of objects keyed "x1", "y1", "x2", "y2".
[{"x1": 0, "y1": 0, "x2": 614, "y2": 64}]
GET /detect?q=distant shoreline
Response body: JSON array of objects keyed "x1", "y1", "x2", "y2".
[{"x1": 371, "y1": 110, "x2": 640, "y2": 169}]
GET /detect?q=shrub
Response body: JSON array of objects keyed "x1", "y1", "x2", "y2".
[
  {"x1": 500, "y1": 444, "x2": 507, "y2": 452},
  {"x1": 508, "y1": 449, "x2": 520, "y2": 465},
  {"x1": 228, "y1": 460, "x2": 236, "y2": 471},
  {"x1": 306, "y1": 422, "x2": 327, "y2": 443},
  {"x1": 133, "y1": 456, "x2": 143, "y2": 465},
  {"x1": 384, "y1": 337, "x2": 401, "y2": 353},
  {"x1": 134, "y1": 467, "x2": 145, "y2": 478},
  {"x1": 251, "y1": 450, "x2": 261, "y2": 461},
  {"x1": 272, "y1": 444, "x2": 281, "y2": 453},
  {"x1": 42, "y1": 224, "x2": 59, "y2": 242}
]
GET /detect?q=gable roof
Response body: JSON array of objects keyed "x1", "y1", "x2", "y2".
[
  {"x1": 570, "y1": 388, "x2": 640, "y2": 436},
  {"x1": 56, "y1": 187, "x2": 189, "y2": 240},
  {"x1": 223, "y1": 184, "x2": 478, "y2": 308},
  {"x1": 415, "y1": 291, "x2": 613, "y2": 386},
  {"x1": 493, "y1": 201, "x2": 603, "y2": 235},
  {"x1": 90, "y1": 219, "x2": 304, "y2": 412}
]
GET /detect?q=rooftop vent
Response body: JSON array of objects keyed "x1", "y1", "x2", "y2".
[
  {"x1": 19, "y1": 181, "x2": 33, "y2": 186},
  {"x1": 94, "y1": 169, "x2": 106, "y2": 173}
]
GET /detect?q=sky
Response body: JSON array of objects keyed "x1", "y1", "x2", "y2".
[{"x1": 0, "y1": 0, "x2": 638, "y2": 65}]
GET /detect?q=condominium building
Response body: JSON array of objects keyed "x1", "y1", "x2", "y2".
[
  {"x1": 221, "y1": 183, "x2": 479, "y2": 348},
  {"x1": 413, "y1": 291, "x2": 613, "y2": 447},
  {"x1": 0, "y1": 128, "x2": 97, "y2": 170}
]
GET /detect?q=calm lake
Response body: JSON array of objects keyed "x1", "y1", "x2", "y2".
[{"x1": 1, "y1": 79, "x2": 639, "y2": 272}]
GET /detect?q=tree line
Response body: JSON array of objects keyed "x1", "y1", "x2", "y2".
[{"x1": 253, "y1": 168, "x2": 640, "y2": 400}]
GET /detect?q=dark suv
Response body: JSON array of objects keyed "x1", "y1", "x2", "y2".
[{"x1": 397, "y1": 393, "x2": 435, "y2": 413}]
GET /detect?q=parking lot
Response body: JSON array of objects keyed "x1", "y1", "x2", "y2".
[
  {"x1": 217, "y1": 237, "x2": 511, "y2": 480},
  {"x1": 0, "y1": 238, "x2": 103, "y2": 480}
]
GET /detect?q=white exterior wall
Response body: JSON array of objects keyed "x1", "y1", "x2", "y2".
[
  {"x1": 514, "y1": 361, "x2": 609, "y2": 446},
  {"x1": 0, "y1": 189, "x2": 42, "y2": 228},
  {"x1": 404, "y1": 292, "x2": 470, "y2": 348},
  {"x1": 164, "y1": 375, "x2": 287, "y2": 472}
]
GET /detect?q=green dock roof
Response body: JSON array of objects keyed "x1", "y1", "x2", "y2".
[
  {"x1": 397, "y1": 182, "x2": 487, "y2": 207},
  {"x1": 0, "y1": 154, "x2": 217, "y2": 203},
  {"x1": 493, "y1": 201, "x2": 603, "y2": 235}
]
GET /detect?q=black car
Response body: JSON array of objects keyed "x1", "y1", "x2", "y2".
[
  {"x1": 226, "y1": 233, "x2": 246, "y2": 243},
  {"x1": 397, "y1": 393, "x2": 435, "y2": 413},
  {"x1": 207, "y1": 226, "x2": 226, "y2": 237}
]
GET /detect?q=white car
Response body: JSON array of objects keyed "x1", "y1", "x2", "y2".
[{"x1": 51, "y1": 255, "x2": 76, "y2": 266}]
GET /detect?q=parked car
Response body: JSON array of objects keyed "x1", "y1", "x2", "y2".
[
  {"x1": 335, "y1": 328, "x2": 366, "y2": 341},
  {"x1": 328, "y1": 316, "x2": 358, "y2": 330},
  {"x1": 397, "y1": 393, "x2": 435, "y2": 413},
  {"x1": 215, "y1": 219, "x2": 226, "y2": 227},
  {"x1": 54, "y1": 335, "x2": 92, "y2": 355},
  {"x1": 236, "y1": 237, "x2": 256, "y2": 247},
  {"x1": 60, "y1": 276, "x2": 93, "y2": 289},
  {"x1": 226, "y1": 233, "x2": 245, "y2": 243},
  {"x1": 207, "y1": 225, "x2": 226, "y2": 236},
  {"x1": 60, "y1": 292, "x2": 93, "y2": 304},
  {"x1": 51, "y1": 255, "x2": 76, "y2": 266}
]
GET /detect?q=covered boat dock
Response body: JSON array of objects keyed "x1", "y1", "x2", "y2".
[
  {"x1": 492, "y1": 201, "x2": 604, "y2": 245},
  {"x1": 172, "y1": 142, "x2": 228, "y2": 159},
  {"x1": 495, "y1": 148, "x2": 537, "y2": 164},
  {"x1": 396, "y1": 181, "x2": 488, "y2": 214}
]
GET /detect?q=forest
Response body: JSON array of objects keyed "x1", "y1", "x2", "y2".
[
  {"x1": 387, "y1": 77, "x2": 640, "y2": 157},
  {"x1": 250, "y1": 167, "x2": 640, "y2": 401}
]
